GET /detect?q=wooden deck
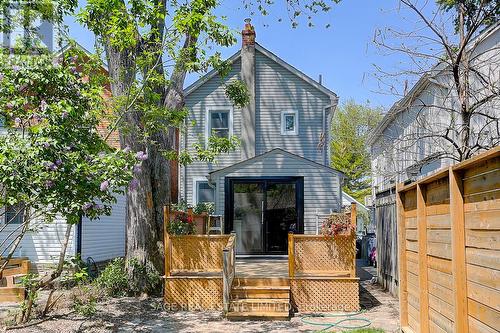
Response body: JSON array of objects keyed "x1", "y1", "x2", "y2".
[
  {"x1": 236, "y1": 258, "x2": 288, "y2": 277},
  {"x1": 164, "y1": 204, "x2": 360, "y2": 320}
]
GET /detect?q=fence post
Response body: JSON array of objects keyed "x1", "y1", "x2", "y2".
[
  {"x1": 350, "y1": 203, "x2": 357, "y2": 278},
  {"x1": 288, "y1": 233, "x2": 295, "y2": 278},
  {"x1": 164, "y1": 206, "x2": 171, "y2": 278},
  {"x1": 396, "y1": 184, "x2": 409, "y2": 329},
  {"x1": 449, "y1": 167, "x2": 468, "y2": 332},
  {"x1": 417, "y1": 184, "x2": 429, "y2": 333}
]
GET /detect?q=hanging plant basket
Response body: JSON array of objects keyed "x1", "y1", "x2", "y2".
[{"x1": 320, "y1": 212, "x2": 354, "y2": 237}]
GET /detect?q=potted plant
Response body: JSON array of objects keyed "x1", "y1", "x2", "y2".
[
  {"x1": 167, "y1": 212, "x2": 196, "y2": 235},
  {"x1": 321, "y1": 212, "x2": 354, "y2": 237}
]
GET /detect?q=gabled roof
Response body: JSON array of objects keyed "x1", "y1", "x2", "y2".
[
  {"x1": 367, "y1": 22, "x2": 500, "y2": 147},
  {"x1": 208, "y1": 148, "x2": 344, "y2": 182},
  {"x1": 184, "y1": 43, "x2": 338, "y2": 101},
  {"x1": 342, "y1": 192, "x2": 368, "y2": 212}
]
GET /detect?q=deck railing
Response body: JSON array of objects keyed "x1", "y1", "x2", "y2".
[
  {"x1": 222, "y1": 232, "x2": 236, "y2": 313},
  {"x1": 288, "y1": 203, "x2": 357, "y2": 278}
]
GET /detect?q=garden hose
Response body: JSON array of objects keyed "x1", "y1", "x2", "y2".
[{"x1": 300, "y1": 311, "x2": 372, "y2": 331}]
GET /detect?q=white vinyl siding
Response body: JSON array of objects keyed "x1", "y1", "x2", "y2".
[
  {"x1": 80, "y1": 194, "x2": 126, "y2": 263},
  {"x1": 211, "y1": 150, "x2": 343, "y2": 234}
]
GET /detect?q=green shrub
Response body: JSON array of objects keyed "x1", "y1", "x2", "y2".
[
  {"x1": 128, "y1": 258, "x2": 161, "y2": 295},
  {"x1": 166, "y1": 212, "x2": 195, "y2": 235},
  {"x1": 72, "y1": 286, "x2": 98, "y2": 317},
  {"x1": 93, "y1": 258, "x2": 129, "y2": 297}
]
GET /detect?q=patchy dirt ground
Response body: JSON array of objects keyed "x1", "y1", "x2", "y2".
[{"x1": 1, "y1": 262, "x2": 400, "y2": 332}]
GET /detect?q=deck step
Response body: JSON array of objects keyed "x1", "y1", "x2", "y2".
[
  {"x1": 230, "y1": 298, "x2": 291, "y2": 313},
  {"x1": 226, "y1": 311, "x2": 290, "y2": 321},
  {"x1": 231, "y1": 286, "x2": 290, "y2": 299},
  {"x1": 234, "y1": 277, "x2": 289, "y2": 287}
]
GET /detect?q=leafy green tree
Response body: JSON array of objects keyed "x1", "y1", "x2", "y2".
[
  {"x1": 0, "y1": 51, "x2": 138, "y2": 322},
  {"x1": 330, "y1": 101, "x2": 382, "y2": 202}
]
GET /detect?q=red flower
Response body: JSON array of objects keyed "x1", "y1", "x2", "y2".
[{"x1": 187, "y1": 216, "x2": 193, "y2": 224}]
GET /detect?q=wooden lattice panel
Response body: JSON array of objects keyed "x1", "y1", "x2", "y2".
[
  {"x1": 164, "y1": 277, "x2": 223, "y2": 310},
  {"x1": 293, "y1": 235, "x2": 355, "y2": 274},
  {"x1": 290, "y1": 278, "x2": 359, "y2": 312},
  {"x1": 170, "y1": 235, "x2": 230, "y2": 272}
]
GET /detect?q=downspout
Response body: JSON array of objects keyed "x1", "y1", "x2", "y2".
[
  {"x1": 76, "y1": 214, "x2": 82, "y2": 256},
  {"x1": 183, "y1": 117, "x2": 188, "y2": 202}
]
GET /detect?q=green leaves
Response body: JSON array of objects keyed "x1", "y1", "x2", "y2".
[
  {"x1": 225, "y1": 79, "x2": 250, "y2": 108},
  {"x1": 0, "y1": 52, "x2": 136, "y2": 222},
  {"x1": 330, "y1": 100, "x2": 383, "y2": 201}
]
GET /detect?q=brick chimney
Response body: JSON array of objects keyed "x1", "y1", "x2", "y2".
[
  {"x1": 240, "y1": 19, "x2": 256, "y2": 159},
  {"x1": 242, "y1": 18, "x2": 256, "y2": 47}
]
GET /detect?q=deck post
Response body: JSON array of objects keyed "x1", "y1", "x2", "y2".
[
  {"x1": 350, "y1": 203, "x2": 357, "y2": 278},
  {"x1": 288, "y1": 233, "x2": 295, "y2": 277}
]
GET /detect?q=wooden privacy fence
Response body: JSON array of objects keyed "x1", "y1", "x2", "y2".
[
  {"x1": 288, "y1": 203, "x2": 360, "y2": 312},
  {"x1": 397, "y1": 147, "x2": 499, "y2": 333}
]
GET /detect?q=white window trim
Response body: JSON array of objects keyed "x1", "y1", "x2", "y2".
[
  {"x1": 205, "y1": 107, "x2": 234, "y2": 146},
  {"x1": 281, "y1": 110, "x2": 299, "y2": 136},
  {"x1": 192, "y1": 176, "x2": 214, "y2": 205}
]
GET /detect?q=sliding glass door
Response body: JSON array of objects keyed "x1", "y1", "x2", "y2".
[{"x1": 225, "y1": 177, "x2": 303, "y2": 255}]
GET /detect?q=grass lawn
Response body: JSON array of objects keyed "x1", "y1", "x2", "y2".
[{"x1": 341, "y1": 329, "x2": 384, "y2": 333}]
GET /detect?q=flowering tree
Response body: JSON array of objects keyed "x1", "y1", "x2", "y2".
[{"x1": 0, "y1": 51, "x2": 138, "y2": 276}]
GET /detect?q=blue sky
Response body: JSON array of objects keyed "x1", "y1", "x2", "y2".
[{"x1": 65, "y1": 0, "x2": 437, "y2": 110}]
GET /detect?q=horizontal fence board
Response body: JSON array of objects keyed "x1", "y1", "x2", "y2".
[
  {"x1": 465, "y1": 230, "x2": 500, "y2": 250},
  {"x1": 426, "y1": 214, "x2": 451, "y2": 229},
  {"x1": 463, "y1": 169, "x2": 500, "y2": 196},
  {"x1": 427, "y1": 255, "x2": 452, "y2": 274},
  {"x1": 427, "y1": 268, "x2": 453, "y2": 290},
  {"x1": 406, "y1": 229, "x2": 418, "y2": 241},
  {"x1": 406, "y1": 240, "x2": 419, "y2": 252},
  {"x1": 407, "y1": 261, "x2": 419, "y2": 275},
  {"x1": 464, "y1": 198, "x2": 500, "y2": 213},
  {"x1": 468, "y1": 315, "x2": 498, "y2": 333},
  {"x1": 466, "y1": 248, "x2": 500, "y2": 270},
  {"x1": 467, "y1": 280, "x2": 500, "y2": 312},
  {"x1": 428, "y1": 281, "x2": 454, "y2": 305},
  {"x1": 427, "y1": 230, "x2": 451, "y2": 244},
  {"x1": 466, "y1": 264, "x2": 500, "y2": 290},
  {"x1": 425, "y1": 204, "x2": 449, "y2": 216},
  {"x1": 407, "y1": 272, "x2": 419, "y2": 289},
  {"x1": 406, "y1": 217, "x2": 417, "y2": 228},
  {"x1": 429, "y1": 293, "x2": 454, "y2": 321},
  {"x1": 427, "y1": 242, "x2": 452, "y2": 260},
  {"x1": 407, "y1": 250, "x2": 419, "y2": 263},
  {"x1": 465, "y1": 209, "x2": 500, "y2": 230},
  {"x1": 429, "y1": 307, "x2": 454, "y2": 333},
  {"x1": 467, "y1": 298, "x2": 500, "y2": 331}
]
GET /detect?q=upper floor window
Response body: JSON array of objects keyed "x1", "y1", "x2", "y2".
[
  {"x1": 4, "y1": 203, "x2": 24, "y2": 224},
  {"x1": 281, "y1": 111, "x2": 298, "y2": 135},
  {"x1": 193, "y1": 177, "x2": 215, "y2": 205},
  {"x1": 206, "y1": 108, "x2": 233, "y2": 142}
]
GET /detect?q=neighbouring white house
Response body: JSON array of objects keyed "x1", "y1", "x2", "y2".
[{"x1": 367, "y1": 23, "x2": 500, "y2": 294}]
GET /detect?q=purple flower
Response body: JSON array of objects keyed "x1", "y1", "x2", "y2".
[
  {"x1": 12, "y1": 65, "x2": 20, "y2": 72},
  {"x1": 52, "y1": 58, "x2": 60, "y2": 67},
  {"x1": 6, "y1": 102, "x2": 13, "y2": 110},
  {"x1": 43, "y1": 142, "x2": 50, "y2": 148},
  {"x1": 14, "y1": 117, "x2": 21, "y2": 123},
  {"x1": 123, "y1": 146, "x2": 131, "y2": 153},
  {"x1": 98, "y1": 151, "x2": 106, "y2": 158},
  {"x1": 100, "y1": 180, "x2": 109, "y2": 192},
  {"x1": 133, "y1": 164, "x2": 142, "y2": 174},
  {"x1": 32, "y1": 114, "x2": 42, "y2": 122},
  {"x1": 71, "y1": 55, "x2": 78, "y2": 62},
  {"x1": 82, "y1": 203, "x2": 93, "y2": 211},
  {"x1": 61, "y1": 111, "x2": 68, "y2": 119},
  {"x1": 70, "y1": 67, "x2": 78, "y2": 75},
  {"x1": 45, "y1": 180, "x2": 54, "y2": 188},
  {"x1": 129, "y1": 178, "x2": 139, "y2": 191},
  {"x1": 135, "y1": 151, "x2": 148, "y2": 161},
  {"x1": 40, "y1": 100, "x2": 48, "y2": 112},
  {"x1": 46, "y1": 163, "x2": 58, "y2": 171},
  {"x1": 94, "y1": 204, "x2": 102, "y2": 210},
  {"x1": 55, "y1": 159, "x2": 63, "y2": 166}
]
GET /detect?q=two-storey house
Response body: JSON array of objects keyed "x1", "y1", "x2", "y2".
[{"x1": 180, "y1": 20, "x2": 343, "y2": 255}]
